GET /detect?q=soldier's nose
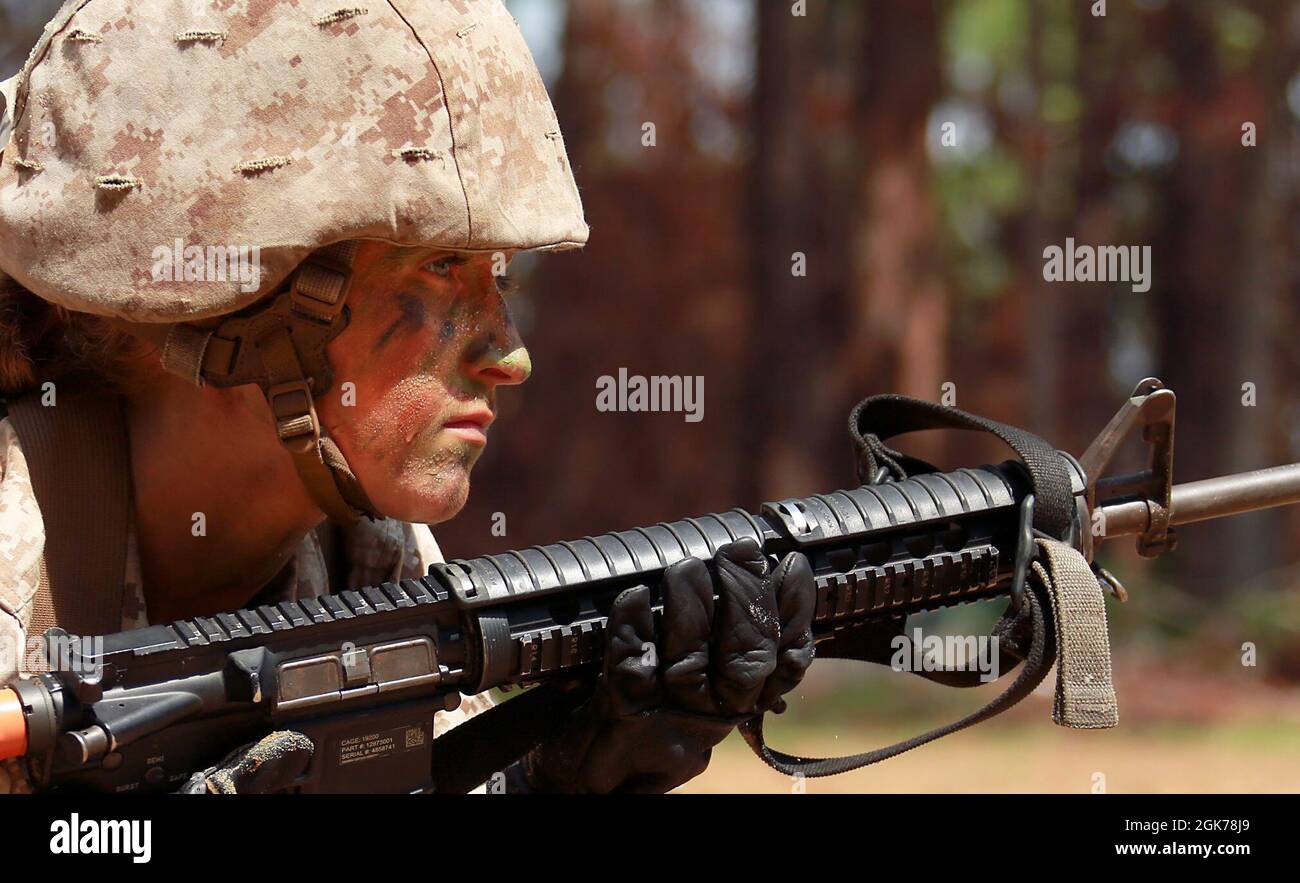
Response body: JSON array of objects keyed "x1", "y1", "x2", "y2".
[{"x1": 472, "y1": 343, "x2": 531, "y2": 387}]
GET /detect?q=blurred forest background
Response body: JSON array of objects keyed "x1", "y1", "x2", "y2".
[{"x1": 3, "y1": 0, "x2": 1298, "y2": 791}]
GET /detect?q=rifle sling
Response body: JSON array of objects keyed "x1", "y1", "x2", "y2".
[
  {"x1": 739, "y1": 536, "x2": 1118, "y2": 778},
  {"x1": 731, "y1": 395, "x2": 1114, "y2": 778},
  {"x1": 849, "y1": 394, "x2": 1076, "y2": 538},
  {"x1": 739, "y1": 581, "x2": 1055, "y2": 777},
  {"x1": 1035, "y1": 538, "x2": 1120, "y2": 728}
]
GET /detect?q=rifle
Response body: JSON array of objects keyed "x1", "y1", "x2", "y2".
[{"x1": 2, "y1": 378, "x2": 1298, "y2": 792}]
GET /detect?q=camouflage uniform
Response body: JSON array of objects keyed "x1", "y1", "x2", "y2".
[{"x1": 0, "y1": 416, "x2": 494, "y2": 793}]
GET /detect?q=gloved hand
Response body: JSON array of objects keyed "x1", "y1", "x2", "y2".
[
  {"x1": 178, "y1": 730, "x2": 314, "y2": 794},
  {"x1": 509, "y1": 538, "x2": 816, "y2": 793}
]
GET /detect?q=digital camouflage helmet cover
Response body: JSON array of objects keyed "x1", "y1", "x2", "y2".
[{"x1": 0, "y1": 0, "x2": 588, "y2": 523}]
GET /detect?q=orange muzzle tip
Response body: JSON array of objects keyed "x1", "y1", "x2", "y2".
[{"x1": 0, "y1": 688, "x2": 28, "y2": 760}]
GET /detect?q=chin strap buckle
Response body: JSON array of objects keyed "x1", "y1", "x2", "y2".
[
  {"x1": 267, "y1": 378, "x2": 320, "y2": 454},
  {"x1": 255, "y1": 326, "x2": 364, "y2": 525}
]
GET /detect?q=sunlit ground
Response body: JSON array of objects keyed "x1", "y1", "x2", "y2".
[
  {"x1": 678, "y1": 659, "x2": 1300, "y2": 794},
  {"x1": 682, "y1": 721, "x2": 1300, "y2": 793}
]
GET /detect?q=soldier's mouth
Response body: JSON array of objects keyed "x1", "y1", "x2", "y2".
[
  {"x1": 442, "y1": 420, "x2": 488, "y2": 445},
  {"x1": 440, "y1": 407, "x2": 494, "y2": 445}
]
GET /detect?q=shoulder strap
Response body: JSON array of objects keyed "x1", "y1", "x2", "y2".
[{"x1": 4, "y1": 379, "x2": 133, "y2": 637}]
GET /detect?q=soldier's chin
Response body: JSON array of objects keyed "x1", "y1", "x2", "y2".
[{"x1": 408, "y1": 469, "x2": 473, "y2": 526}]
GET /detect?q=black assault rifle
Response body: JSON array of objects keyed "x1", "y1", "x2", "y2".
[{"x1": 4, "y1": 378, "x2": 1299, "y2": 792}]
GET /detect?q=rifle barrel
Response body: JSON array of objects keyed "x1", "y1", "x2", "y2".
[{"x1": 1098, "y1": 463, "x2": 1300, "y2": 539}]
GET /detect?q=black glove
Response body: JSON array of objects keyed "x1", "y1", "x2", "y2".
[
  {"x1": 178, "y1": 730, "x2": 314, "y2": 794},
  {"x1": 509, "y1": 538, "x2": 815, "y2": 793}
]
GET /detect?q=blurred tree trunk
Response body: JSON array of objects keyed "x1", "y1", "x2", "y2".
[
  {"x1": 1021, "y1": 0, "x2": 1078, "y2": 447},
  {"x1": 742, "y1": 0, "x2": 861, "y2": 501},
  {"x1": 839, "y1": 0, "x2": 946, "y2": 463},
  {"x1": 1273, "y1": 2, "x2": 1300, "y2": 576},
  {"x1": 1220, "y1": 0, "x2": 1299, "y2": 590},
  {"x1": 1065, "y1": 6, "x2": 1125, "y2": 456},
  {"x1": 1150, "y1": 2, "x2": 1282, "y2": 596}
]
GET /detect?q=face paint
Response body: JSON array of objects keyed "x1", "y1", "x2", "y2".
[
  {"x1": 319, "y1": 242, "x2": 530, "y2": 525},
  {"x1": 496, "y1": 345, "x2": 533, "y2": 381},
  {"x1": 375, "y1": 291, "x2": 429, "y2": 352}
]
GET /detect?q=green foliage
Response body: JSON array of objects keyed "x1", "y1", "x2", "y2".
[
  {"x1": 1040, "y1": 82, "x2": 1083, "y2": 125},
  {"x1": 1213, "y1": 3, "x2": 1265, "y2": 70},
  {"x1": 945, "y1": 0, "x2": 1030, "y2": 75},
  {"x1": 934, "y1": 144, "x2": 1028, "y2": 301}
]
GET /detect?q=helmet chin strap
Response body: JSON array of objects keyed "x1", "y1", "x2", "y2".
[{"x1": 127, "y1": 241, "x2": 380, "y2": 526}]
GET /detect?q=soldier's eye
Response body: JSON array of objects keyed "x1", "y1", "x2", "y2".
[{"x1": 425, "y1": 258, "x2": 455, "y2": 278}]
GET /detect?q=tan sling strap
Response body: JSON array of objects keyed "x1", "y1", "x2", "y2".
[
  {"x1": 4, "y1": 378, "x2": 132, "y2": 638},
  {"x1": 1032, "y1": 537, "x2": 1120, "y2": 728}
]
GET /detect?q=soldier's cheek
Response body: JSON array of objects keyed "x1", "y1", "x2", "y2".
[{"x1": 335, "y1": 337, "x2": 440, "y2": 425}]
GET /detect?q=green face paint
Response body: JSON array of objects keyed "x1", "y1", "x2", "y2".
[{"x1": 497, "y1": 345, "x2": 533, "y2": 381}]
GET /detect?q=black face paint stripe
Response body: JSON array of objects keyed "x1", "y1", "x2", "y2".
[{"x1": 375, "y1": 291, "x2": 429, "y2": 351}]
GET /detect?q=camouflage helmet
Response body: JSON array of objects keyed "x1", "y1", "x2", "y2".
[
  {"x1": 0, "y1": 0, "x2": 587, "y2": 321},
  {"x1": 0, "y1": 0, "x2": 588, "y2": 525}
]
